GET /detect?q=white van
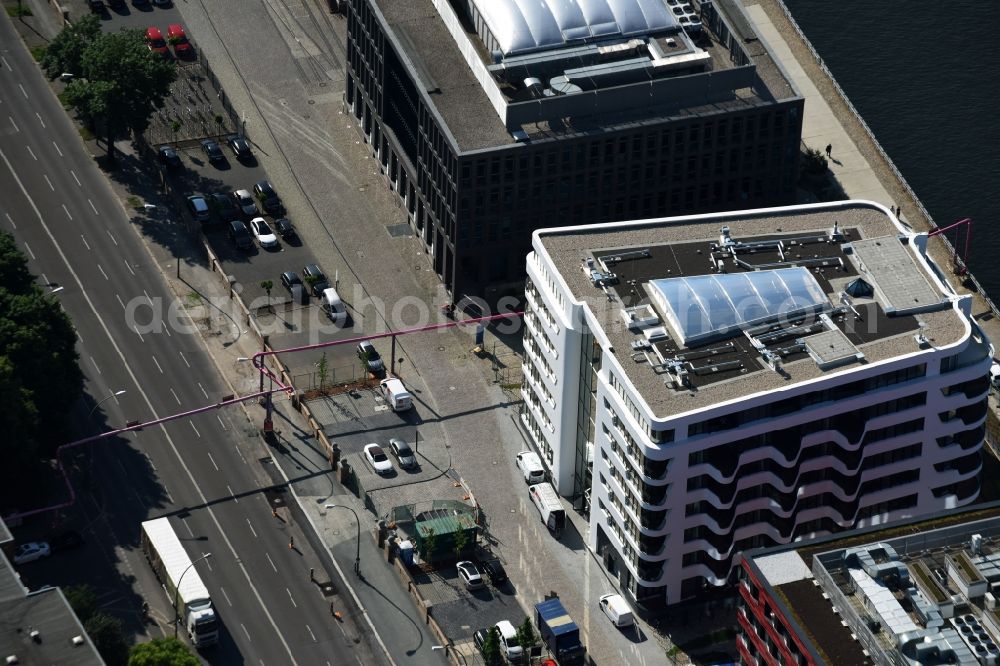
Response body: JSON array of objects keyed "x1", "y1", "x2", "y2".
[
  {"x1": 528, "y1": 483, "x2": 565, "y2": 536},
  {"x1": 599, "y1": 593, "x2": 635, "y2": 628},
  {"x1": 515, "y1": 450, "x2": 545, "y2": 484},
  {"x1": 321, "y1": 287, "x2": 347, "y2": 325},
  {"x1": 380, "y1": 378, "x2": 413, "y2": 412}
]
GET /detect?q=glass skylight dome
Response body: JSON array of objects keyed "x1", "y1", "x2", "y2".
[{"x1": 649, "y1": 267, "x2": 830, "y2": 346}]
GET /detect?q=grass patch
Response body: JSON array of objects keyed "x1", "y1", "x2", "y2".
[
  {"x1": 78, "y1": 125, "x2": 95, "y2": 141},
  {"x1": 5, "y1": 5, "x2": 33, "y2": 17},
  {"x1": 184, "y1": 292, "x2": 203, "y2": 307},
  {"x1": 57, "y1": 91, "x2": 70, "y2": 108},
  {"x1": 29, "y1": 45, "x2": 46, "y2": 62},
  {"x1": 126, "y1": 196, "x2": 143, "y2": 210}
]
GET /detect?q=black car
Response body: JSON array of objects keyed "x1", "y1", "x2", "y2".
[
  {"x1": 88, "y1": 0, "x2": 104, "y2": 13},
  {"x1": 210, "y1": 193, "x2": 240, "y2": 223},
  {"x1": 478, "y1": 558, "x2": 509, "y2": 588},
  {"x1": 274, "y1": 218, "x2": 296, "y2": 239},
  {"x1": 201, "y1": 139, "x2": 224, "y2": 163},
  {"x1": 302, "y1": 264, "x2": 329, "y2": 296},
  {"x1": 280, "y1": 271, "x2": 308, "y2": 304},
  {"x1": 157, "y1": 145, "x2": 181, "y2": 169},
  {"x1": 253, "y1": 180, "x2": 283, "y2": 216},
  {"x1": 227, "y1": 135, "x2": 253, "y2": 160},
  {"x1": 473, "y1": 628, "x2": 495, "y2": 657},
  {"x1": 228, "y1": 220, "x2": 252, "y2": 250},
  {"x1": 357, "y1": 341, "x2": 385, "y2": 375},
  {"x1": 49, "y1": 531, "x2": 84, "y2": 552}
]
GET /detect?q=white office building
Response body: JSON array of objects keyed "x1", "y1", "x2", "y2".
[{"x1": 519, "y1": 201, "x2": 991, "y2": 611}]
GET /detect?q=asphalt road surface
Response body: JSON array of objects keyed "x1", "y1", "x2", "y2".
[{"x1": 0, "y1": 14, "x2": 386, "y2": 666}]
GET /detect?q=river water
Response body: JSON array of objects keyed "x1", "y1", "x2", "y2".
[{"x1": 785, "y1": 1, "x2": 1000, "y2": 292}]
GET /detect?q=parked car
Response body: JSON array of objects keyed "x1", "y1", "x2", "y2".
[
  {"x1": 494, "y1": 621, "x2": 523, "y2": 661},
  {"x1": 145, "y1": 27, "x2": 169, "y2": 57},
  {"x1": 157, "y1": 145, "x2": 181, "y2": 169},
  {"x1": 253, "y1": 180, "x2": 283, "y2": 215},
  {"x1": 227, "y1": 135, "x2": 253, "y2": 161},
  {"x1": 357, "y1": 341, "x2": 385, "y2": 375},
  {"x1": 388, "y1": 437, "x2": 416, "y2": 469},
  {"x1": 13, "y1": 542, "x2": 50, "y2": 565},
  {"x1": 478, "y1": 558, "x2": 509, "y2": 588},
  {"x1": 209, "y1": 193, "x2": 240, "y2": 222},
  {"x1": 133, "y1": 0, "x2": 150, "y2": 5},
  {"x1": 108, "y1": 0, "x2": 125, "y2": 8},
  {"x1": 364, "y1": 443, "x2": 393, "y2": 475},
  {"x1": 88, "y1": 0, "x2": 104, "y2": 13},
  {"x1": 232, "y1": 189, "x2": 257, "y2": 217},
  {"x1": 250, "y1": 217, "x2": 278, "y2": 248},
  {"x1": 516, "y1": 450, "x2": 546, "y2": 485},
  {"x1": 598, "y1": 593, "x2": 635, "y2": 628},
  {"x1": 473, "y1": 627, "x2": 494, "y2": 657},
  {"x1": 186, "y1": 195, "x2": 210, "y2": 223},
  {"x1": 302, "y1": 264, "x2": 329, "y2": 296},
  {"x1": 200, "y1": 139, "x2": 224, "y2": 163},
  {"x1": 166, "y1": 24, "x2": 193, "y2": 58},
  {"x1": 457, "y1": 561, "x2": 485, "y2": 590},
  {"x1": 153, "y1": 0, "x2": 171, "y2": 7},
  {"x1": 228, "y1": 220, "x2": 252, "y2": 251},
  {"x1": 49, "y1": 531, "x2": 84, "y2": 552},
  {"x1": 274, "y1": 218, "x2": 296, "y2": 240},
  {"x1": 280, "y1": 271, "x2": 308, "y2": 304}
]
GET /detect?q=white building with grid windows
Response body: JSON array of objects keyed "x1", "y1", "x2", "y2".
[{"x1": 519, "y1": 200, "x2": 992, "y2": 611}]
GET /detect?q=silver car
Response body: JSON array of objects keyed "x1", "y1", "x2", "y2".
[{"x1": 389, "y1": 438, "x2": 416, "y2": 469}]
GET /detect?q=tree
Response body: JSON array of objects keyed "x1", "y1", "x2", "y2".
[
  {"x1": 55, "y1": 26, "x2": 175, "y2": 160},
  {"x1": 128, "y1": 637, "x2": 199, "y2": 666},
  {"x1": 419, "y1": 527, "x2": 437, "y2": 564},
  {"x1": 259, "y1": 279, "x2": 273, "y2": 312},
  {"x1": 516, "y1": 616, "x2": 537, "y2": 653},
  {"x1": 85, "y1": 613, "x2": 129, "y2": 666},
  {"x1": 482, "y1": 626, "x2": 504, "y2": 666},
  {"x1": 64, "y1": 584, "x2": 98, "y2": 623},
  {"x1": 316, "y1": 351, "x2": 328, "y2": 390},
  {"x1": 170, "y1": 119, "x2": 182, "y2": 145},
  {"x1": 214, "y1": 113, "x2": 225, "y2": 138},
  {"x1": 801, "y1": 147, "x2": 828, "y2": 175},
  {"x1": 452, "y1": 525, "x2": 470, "y2": 558},
  {"x1": 40, "y1": 14, "x2": 101, "y2": 79}
]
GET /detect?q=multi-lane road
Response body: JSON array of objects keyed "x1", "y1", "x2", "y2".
[{"x1": 0, "y1": 13, "x2": 386, "y2": 665}]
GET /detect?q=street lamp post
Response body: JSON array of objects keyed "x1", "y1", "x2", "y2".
[
  {"x1": 88, "y1": 390, "x2": 127, "y2": 422},
  {"x1": 174, "y1": 552, "x2": 212, "y2": 638},
  {"x1": 325, "y1": 504, "x2": 361, "y2": 576}
]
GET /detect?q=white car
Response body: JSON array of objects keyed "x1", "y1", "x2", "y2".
[
  {"x1": 364, "y1": 443, "x2": 393, "y2": 475},
  {"x1": 250, "y1": 217, "x2": 278, "y2": 248},
  {"x1": 456, "y1": 560, "x2": 484, "y2": 590},
  {"x1": 494, "y1": 620, "x2": 523, "y2": 660},
  {"x1": 233, "y1": 189, "x2": 257, "y2": 217},
  {"x1": 13, "y1": 542, "x2": 51, "y2": 565},
  {"x1": 515, "y1": 450, "x2": 546, "y2": 484}
]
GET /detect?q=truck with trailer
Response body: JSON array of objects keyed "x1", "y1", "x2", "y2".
[
  {"x1": 140, "y1": 517, "x2": 219, "y2": 647},
  {"x1": 535, "y1": 596, "x2": 585, "y2": 664}
]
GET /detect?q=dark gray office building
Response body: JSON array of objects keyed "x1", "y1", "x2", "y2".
[{"x1": 344, "y1": 0, "x2": 804, "y2": 301}]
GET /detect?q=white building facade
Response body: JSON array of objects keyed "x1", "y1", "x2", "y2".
[{"x1": 520, "y1": 201, "x2": 991, "y2": 611}]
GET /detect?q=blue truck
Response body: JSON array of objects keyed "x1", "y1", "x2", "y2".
[{"x1": 535, "y1": 596, "x2": 585, "y2": 665}]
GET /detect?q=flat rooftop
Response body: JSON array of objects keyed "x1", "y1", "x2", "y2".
[
  {"x1": 374, "y1": 0, "x2": 797, "y2": 151},
  {"x1": 535, "y1": 201, "x2": 968, "y2": 418}
]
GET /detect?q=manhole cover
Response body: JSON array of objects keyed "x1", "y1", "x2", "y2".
[
  {"x1": 438, "y1": 346, "x2": 445, "y2": 351},
  {"x1": 308, "y1": 99, "x2": 315, "y2": 105},
  {"x1": 386, "y1": 223, "x2": 413, "y2": 238}
]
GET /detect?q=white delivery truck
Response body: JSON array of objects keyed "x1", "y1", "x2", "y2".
[
  {"x1": 141, "y1": 517, "x2": 219, "y2": 648},
  {"x1": 529, "y1": 483, "x2": 566, "y2": 537},
  {"x1": 380, "y1": 377, "x2": 413, "y2": 411}
]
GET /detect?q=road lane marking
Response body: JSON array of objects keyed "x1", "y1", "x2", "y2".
[
  {"x1": 90, "y1": 356, "x2": 101, "y2": 374},
  {"x1": 162, "y1": 323, "x2": 171, "y2": 337},
  {"x1": 106, "y1": 229, "x2": 118, "y2": 246},
  {"x1": 18, "y1": 83, "x2": 27, "y2": 99},
  {"x1": 217, "y1": 414, "x2": 227, "y2": 430},
  {"x1": 182, "y1": 520, "x2": 194, "y2": 538},
  {"x1": 227, "y1": 484, "x2": 238, "y2": 503},
  {"x1": 164, "y1": 486, "x2": 174, "y2": 504},
  {"x1": 265, "y1": 552, "x2": 278, "y2": 573},
  {"x1": 1, "y1": 57, "x2": 10, "y2": 71},
  {"x1": 62, "y1": 204, "x2": 72, "y2": 220},
  {"x1": 35, "y1": 112, "x2": 45, "y2": 128},
  {"x1": 179, "y1": 351, "x2": 190, "y2": 368},
  {"x1": 70, "y1": 170, "x2": 81, "y2": 186},
  {"x1": 133, "y1": 324, "x2": 144, "y2": 343},
  {"x1": 8, "y1": 117, "x2": 17, "y2": 133},
  {"x1": 198, "y1": 382, "x2": 208, "y2": 398},
  {"x1": 52, "y1": 140, "x2": 63, "y2": 157},
  {"x1": 26, "y1": 145, "x2": 36, "y2": 160},
  {"x1": 241, "y1": 624, "x2": 252, "y2": 643},
  {"x1": 116, "y1": 293, "x2": 125, "y2": 309},
  {"x1": 287, "y1": 588, "x2": 298, "y2": 608},
  {"x1": 124, "y1": 258, "x2": 135, "y2": 276},
  {"x1": 89, "y1": 199, "x2": 98, "y2": 214},
  {"x1": 220, "y1": 587, "x2": 233, "y2": 607},
  {"x1": 190, "y1": 422, "x2": 200, "y2": 438},
  {"x1": 204, "y1": 558, "x2": 213, "y2": 572},
  {"x1": 169, "y1": 388, "x2": 180, "y2": 405},
  {"x1": 23, "y1": 242, "x2": 34, "y2": 259},
  {"x1": 81, "y1": 234, "x2": 90, "y2": 250},
  {"x1": 207, "y1": 452, "x2": 219, "y2": 471},
  {"x1": 305, "y1": 624, "x2": 316, "y2": 642},
  {"x1": 0, "y1": 146, "x2": 301, "y2": 664},
  {"x1": 144, "y1": 453, "x2": 157, "y2": 471},
  {"x1": 247, "y1": 519, "x2": 258, "y2": 538},
  {"x1": 151, "y1": 355, "x2": 163, "y2": 373},
  {"x1": 97, "y1": 264, "x2": 108, "y2": 280},
  {"x1": 5, "y1": 212, "x2": 14, "y2": 229},
  {"x1": 44, "y1": 175, "x2": 54, "y2": 191}
]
